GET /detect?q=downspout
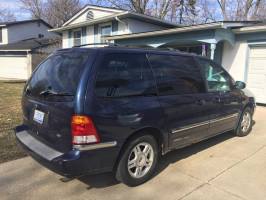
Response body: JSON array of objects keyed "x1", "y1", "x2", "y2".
[{"x1": 115, "y1": 16, "x2": 129, "y2": 33}]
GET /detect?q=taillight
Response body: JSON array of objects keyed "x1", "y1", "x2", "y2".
[{"x1": 71, "y1": 115, "x2": 100, "y2": 145}]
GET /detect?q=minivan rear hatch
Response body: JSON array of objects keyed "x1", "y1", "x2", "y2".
[{"x1": 22, "y1": 50, "x2": 91, "y2": 152}]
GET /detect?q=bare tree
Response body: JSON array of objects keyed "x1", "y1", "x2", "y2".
[
  {"x1": 45, "y1": 0, "x2": 82, "y2": 27},
  {"x1": 197, "y1": 0, "x2": 217, "y2": 23},
  {"x1": 216, "y1": 0, "x2": 228, "y2": 20},
  {"x1": 19, "y1": 0, "x2": 82, "y2": 27},
  {"x1": 0, "y1": 8, "x2": 16, "y2": 22},
  {"x1": 215, "y1": 0, "x2": 263, "y2": 21},
  {"x1": 20, "y1": 0, "x2": 45, "y2": 19}
]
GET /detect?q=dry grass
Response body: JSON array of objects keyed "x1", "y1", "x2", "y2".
[{"x1": 0, "y1": 81, "x2": 27, "y2": 163}]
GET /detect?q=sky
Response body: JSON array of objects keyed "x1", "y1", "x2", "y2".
[
  {"x1": 0, "y1": 0, "x2": 222, "y2": 23},
  {"x1": 0, "y1": 0, "x2": 100, "y2": 20},
  {"x1": 0, "y1": 0, "x2": 31, "y2": 19}
]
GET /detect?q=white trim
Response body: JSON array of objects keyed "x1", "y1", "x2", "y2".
[
  {"x1": 62, "y1": 5, "x2": 124, "y2": 27},
  {"x1": 0, "y1": 49, "x2": 31, "y2": 52},
  {"x1": 233, "y1": 25, "x2": 266, "y2": 34},
  {"x1": 50, "y1": 12, "x2": 178, "y2": 33},
  {"x1": 51, "y1": 12, "x2": 126, "y2": 32}
]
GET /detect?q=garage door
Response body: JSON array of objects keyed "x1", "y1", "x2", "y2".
[
  {"x1": 0, "y1": 56, "x2": 29, "y2": 80},
  {"x1": 247, "y1": 46, "x2": 266, "y2": 104}
]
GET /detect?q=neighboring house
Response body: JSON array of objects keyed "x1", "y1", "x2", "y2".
[
  {"x1": 49, "y1": 5, "x2": 178, "y2": 48},
  {"x1": 0, "y1": 19, "x2": 60, "y2": 80},
  {"x1": 106, "y1": 21, "x2": 266, "y2": 104},
  {"x1": 0, "y1": 19, "x2": 56, "y2": 45}
]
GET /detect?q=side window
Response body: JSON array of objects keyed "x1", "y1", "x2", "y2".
[
  {"x1": 198, "y1": 59, "x2": 231, "y2": 92},
  {"x1": 95, "y1": 54, "x2": 156, "y2": 97},
  {"x1": 148, "y1": 54, "x2": 205, "y2": 96}
]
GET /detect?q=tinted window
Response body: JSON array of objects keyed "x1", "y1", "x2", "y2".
[
  {"x1": 198, "y1": 59, "x2": 231, "y2": 92},
  {"x1": 95, "y1": 54, "x2": 156, "y2": 97},
  {"x1": 148, "y1": 54, "x2": 205, "y2": 95},
  {"x1": 27, "y1": 52, "x2": 89, "y2": 99}
]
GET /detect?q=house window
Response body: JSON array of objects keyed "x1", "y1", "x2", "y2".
[
  {"x1": 100, "y1": 25, "x2": 111, "y2": 42},
  {"x1": 0, "y1": 28, "x2": 2, "y2": 43},
  {"x1": 73, "y1": 30, "x2": 81, "y2": 46}
]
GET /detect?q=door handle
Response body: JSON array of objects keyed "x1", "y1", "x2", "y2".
[
  {"x1": 195, "y1": 99, "x2": 206, "y2": 105},
  {"x1": 213, "y1": 96, "x2": 221, "y2": 103}
]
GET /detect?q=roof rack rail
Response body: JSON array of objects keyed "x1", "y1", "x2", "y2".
[{"x1": 73, "y1": 42, "x2": 119, "y2": 48}]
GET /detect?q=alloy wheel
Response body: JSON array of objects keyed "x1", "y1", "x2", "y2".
[
  {"x1": 241, "y1": 112, "x2": 251, "y2": 133},
  {"x1": 127, "y1": 142, "x2": 154, "y2": 179}
]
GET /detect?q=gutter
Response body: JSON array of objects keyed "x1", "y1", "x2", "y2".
[
  {"x1": 49, "y1": 13, "x2": 127, "y2": 32},
  {"x1": 105, "y1": 23, "x2": 223, "y2": 40},
  {"x1": 0, "y1": 49, "x2": 31, "y2": 52},
  {"x1": 233, "y1": 25, "x2": 266, "y2": 34}
]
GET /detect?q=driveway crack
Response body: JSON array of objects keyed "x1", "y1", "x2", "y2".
[{"x1": 177, "y1": 183, "x2": 206, "y2": 200}]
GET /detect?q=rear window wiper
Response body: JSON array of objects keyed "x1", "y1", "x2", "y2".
[{"x1": 39, "y1": 89, "x2": 74, "y2": 97}]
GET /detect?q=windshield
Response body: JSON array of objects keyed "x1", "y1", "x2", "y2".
[{"x1": 26, "y1": 51, "x2": 89, "y2": 99}]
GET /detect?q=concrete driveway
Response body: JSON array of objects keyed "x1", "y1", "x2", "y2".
[{"x1": 1, "y1": 107, "x2": 266, "y2": 200}]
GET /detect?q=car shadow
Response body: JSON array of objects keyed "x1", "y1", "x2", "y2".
[{"x1": 77, "y1": 130, "x2": 241, "y2": 189}]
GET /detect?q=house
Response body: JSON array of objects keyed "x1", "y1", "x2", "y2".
[
  {"x1": 105, "y1": 21, "x2": 266, "y2": 104},
  {"x1": 0, "y1": 19, "x2": 59, "y2": 80},
  {"x1": 49, "y1": 5, "x2": 179, "y2": 48},
  {"x1": 51, "y1": 5, "x2": 266, "y2": 104}
]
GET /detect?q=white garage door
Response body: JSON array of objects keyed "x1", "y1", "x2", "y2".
[
  {"x1": 247, "y1": 46, "x2": 266, "y2": 104},
  {"x1": 0, "y1": 56, "x2": 29, "y2": 80}
]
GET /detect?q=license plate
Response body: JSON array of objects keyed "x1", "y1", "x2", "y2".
[{"x1": 33, "y1": 110, "x2": 45, "y2": 124}]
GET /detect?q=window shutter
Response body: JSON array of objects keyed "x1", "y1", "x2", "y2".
[
  {"x1": 94, "y1": 24, "x2": 98, "y2": 43},
  {"x1": 81, "y1": 27, "x2": 87, "y2": 45},
  {"x1": 112, "y1": 20, "x2": 118, "y2": 35},
  {"x1": 68, "y1": 30, "x2": 73, "y2": 47}
]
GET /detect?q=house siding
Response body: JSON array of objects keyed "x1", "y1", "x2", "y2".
[
  {"x1": 127, "y1": 19, "x2": 166, "y2": 33},
  {"x1": 8, "y1": 22, "x2": 57, "y2": 44},
  {"x1": 221, "y1": 32, "x2": 266, "y2": 82},
  {"x1": 222, "y1": 41, "x2": 248, "y2": 82},
  {"x1": 68, "y1": 9, "x2": 118, "y2": 26}
]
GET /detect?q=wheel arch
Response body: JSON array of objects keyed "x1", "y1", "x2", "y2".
[{"x1": 113, "y1": 126, "x2": 168, "y2": 171}]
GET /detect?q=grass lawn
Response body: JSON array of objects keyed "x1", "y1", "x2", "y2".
[{"x1": 0, "y1": 81, "x2": 27, "y2": 163}]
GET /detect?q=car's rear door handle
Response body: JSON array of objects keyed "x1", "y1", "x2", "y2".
[
  {"x1": 213, "y1": 96, "x2": 221, "y2": 103},
  {"x1": 195, "y1": 99, "x2": 206, "y2": 105}
]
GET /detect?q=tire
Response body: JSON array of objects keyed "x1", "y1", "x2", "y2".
[
  {"x1": 235, "y1": 107, "x2": 253, "y2": 137},
  {"x1": 115, "y1": 134, "x2": 159, "y2": 186}
]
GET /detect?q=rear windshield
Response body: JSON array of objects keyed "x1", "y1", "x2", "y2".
[{"x1": 26, "y1": 51, "x2": 89, "y2": 99}]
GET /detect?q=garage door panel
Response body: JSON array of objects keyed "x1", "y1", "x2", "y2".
[
  {"x1": 247, "y1": 47, "x2": 266, "y2": 104},
  {"x1": 250, "y1": 47, "x2": 266, "y2": 58},
  {"x1": 0, "y1": 56, "x2": 28, "y2": 79},
  {"x1": 248, "y1": 60, "x2": 266, "y2": 73}
]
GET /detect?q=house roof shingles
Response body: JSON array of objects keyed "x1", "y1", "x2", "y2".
[
  {"x1": 0, "y1": 38, "x2": 60, "y2": 51},
  {"x1": 0, "y1": 19, "x2": 53, "y2": 28}
]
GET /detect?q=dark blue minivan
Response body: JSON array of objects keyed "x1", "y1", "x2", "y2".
[{"x1": 15, "y1": 46, "x2": 255, "y2": 186}]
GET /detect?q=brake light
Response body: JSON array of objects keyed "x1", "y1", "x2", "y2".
[{"x1": 71, "y1": 115, "x2": 100, "y2": 145}]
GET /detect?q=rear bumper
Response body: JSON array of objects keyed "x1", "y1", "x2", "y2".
[{"x1": 15, "y1": 126, "x2": 120, "y2": 177}]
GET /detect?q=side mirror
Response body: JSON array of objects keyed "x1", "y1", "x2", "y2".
[{"x1": 235, "y1": 81, "x2": 246, "y2": 89}]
